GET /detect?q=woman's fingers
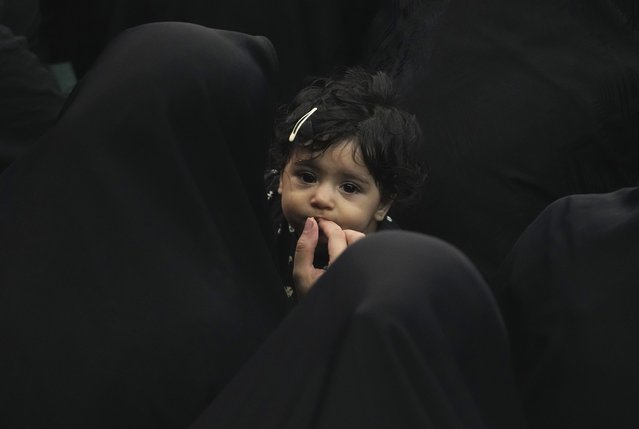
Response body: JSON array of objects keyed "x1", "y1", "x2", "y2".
[
  {"x1": 318, "y1": 220, "x2": 366, "y2": 265},
  {"x1": 293, "y1": 219, "x2": 367, "y2": 298},
  {"x1": 318, "y1": 219, "x2": 348, "y2": 265},
  {"x1": 344, "y1": 229, "x2": 366, "y2": 245},
  {"x1": 292, "y1": 217, "x2": 324, "y2": 297},
  {"x1": 294, "y1": 217, "x2": 318, "y2": 268}
]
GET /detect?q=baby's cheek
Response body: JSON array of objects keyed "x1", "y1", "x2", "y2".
[
  {"x1": 279, "y1": 202, "x2": 294, "y2": 223},
  {"x1": 339, "y1": 219, "x2": 365, "y2": 233}
]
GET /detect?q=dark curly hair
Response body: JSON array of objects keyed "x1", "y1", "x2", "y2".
[{"x1": 271, "y1": 67, "x2": 426, "y2": 203}]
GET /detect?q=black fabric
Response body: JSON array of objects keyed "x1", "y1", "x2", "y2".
[
  {"x1": 38, "y1": 0, "x2": 387, "y2": 101},
  {"x1": 9, "y1": 13, "x2": 626, "y2": 428},
  {"x1": 0, "y1": 23, "x2": 527, "y2": 427},
  {"x1": 0, "y1": 24, "x2": 64, "y2": 172},
  {"x1": 191, "y1": 231, "x2": 525, "y2": 429},
  {"x1": 0, "y1": 22, "x2": 290, "y2": 428},
  {"x1": 0, "y1": 0, "x2": 40, "y2": 42},
  {"x1": 38, "y1": 0, "x2": 113, "y2": 65},
  {"x1": 370, "y1": 0, "x2": 639, "y2": 283},
  {"x1": 497, "y1": 187, "x2": 639, "y2": 428},
  {"x1": 35, "y1": 0, "x2": 639, "y2": 286}
]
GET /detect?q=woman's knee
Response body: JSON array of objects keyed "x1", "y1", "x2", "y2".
[
  {"x1": 318, "y1": 231, "x2": 496, "y2": 320},
  {"x1": 335, "y1": 231, "x2": 482, "y2": 291}
]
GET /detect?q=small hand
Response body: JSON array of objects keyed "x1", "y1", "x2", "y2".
[{"x1": 292, "y1": 218, "x2": 365, "y2": 298}]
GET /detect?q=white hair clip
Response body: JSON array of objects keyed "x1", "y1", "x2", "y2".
[{"x1": 288, "y1": 107, "x2": 318, "y2": 142}]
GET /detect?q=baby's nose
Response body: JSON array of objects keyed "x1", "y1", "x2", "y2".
[{"x1": 310, "y1": 184, "x2": 335, "y2": 209}]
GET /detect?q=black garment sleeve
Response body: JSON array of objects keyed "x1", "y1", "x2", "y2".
[{"x1": 0, "y1": 25, "x2": 64, "y2": 171}]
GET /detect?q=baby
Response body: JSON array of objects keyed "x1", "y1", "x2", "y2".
[{"x1": 267, "y1": 68, "x2": 424, "y2": 300}]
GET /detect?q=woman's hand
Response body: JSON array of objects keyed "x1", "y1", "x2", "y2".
[{"x1": 292, "y1": 217, "x2": 365, "y2": 298}]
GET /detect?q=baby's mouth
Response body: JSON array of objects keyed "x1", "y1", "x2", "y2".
[{"x1": 294, "y1": 217, "x2": 337, "y2": 245}]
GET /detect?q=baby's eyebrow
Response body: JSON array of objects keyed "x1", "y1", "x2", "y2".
[
  {"x1": 342, "y1": 172, "x2": 371, "y2": 185},
  {"x1": 292, "y1": 157, "x2": 373, "y2": 185}
]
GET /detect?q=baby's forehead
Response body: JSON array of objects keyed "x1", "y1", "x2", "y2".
[
  {"x1": 290, "y1": 138, "x2": 364, "y2": 163},
  {"x1": 289, "y1": 141, "x2": 376, "y2": 180}
]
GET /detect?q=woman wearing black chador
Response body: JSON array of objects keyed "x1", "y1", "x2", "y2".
[
  {"x1": 370, "y1": 0, "x2": 639, "y2": 284},
  {"x1": 0, "y1": 22, "x2": 288, "y2": 428},
  {"x1": 0, "y1": 22, "x2": 523, "y2": 429}
]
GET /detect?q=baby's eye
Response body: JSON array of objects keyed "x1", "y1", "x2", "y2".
[
  {"x1": 297, "y1": 171, "x2": 316, "y2": 183},
  {"x1": 341, "y1": 182, "x2": 361, "y2": 194}
]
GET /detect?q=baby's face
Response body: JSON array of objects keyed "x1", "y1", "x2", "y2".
[{"x1": 278, "y1": 139, "x2": 392, "y2": 235}]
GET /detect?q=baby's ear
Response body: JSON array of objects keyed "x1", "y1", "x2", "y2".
[
  {"x1": 277, "y1": 177, "x2": 282, "y2": 194},
  {"x1": 374, "y1": 198, "x2": 394, "y2": 222}
]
